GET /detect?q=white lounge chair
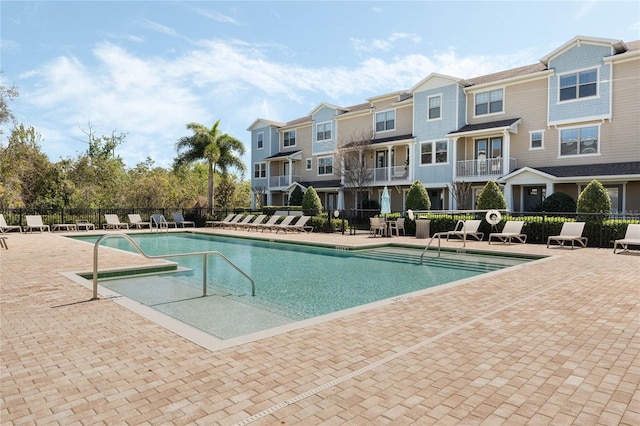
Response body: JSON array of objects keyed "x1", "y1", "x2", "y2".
[
  {"x1": 206, "y1": 213, "x2": 237, "y2": 228},
  {"x1": 128, "y1": 214, "x2": 151, "y2": 229},
  {"x1": 446, "y1": 219, "x2": 484, "y2": 241},
  {"x1": 104, "y1": 214, "x2": 129, "y2": 230},
  {"x1": 229, "y1": 214, "x2": 255, "y2": 229},
  {"x1": 219, "y1": 214, "x2": 245, "y2": 229},
  {"x1": 276, "y1": 215, "x2": 313, "y2": 233},
  {"x1": 238, "y1": 214, "x2": 266, "y2": 231},
  {"x1": 151, "y1": 214, "x2": 176, "y2": 230},
  {"x1": 25, "y1": 215, "x2": 50, "y2": 232},
  {"x1": 547, "y1": 222, "x2": 588, "y2": 249},
  {"x1": 254, "y1": 215, "x2": 281, "y2": 232},
  {"x1": 388, "y1": 218, "x2": 406, "y2": 236},
  {"x1": 172, "y1": 212, "x2": 195, "y2": 228},
  {"x1": 613, "y1": 224, "x2": 640, "y2": 254},
  {"x1": 0, "y1": 214, "x2": 22, "y2": 233},
  {"x1": 488, "y1": 221, "x2": 527, "y2": 245},
  {"x1": 265, "y1": 215, "x2": 297, "y2": 232}
]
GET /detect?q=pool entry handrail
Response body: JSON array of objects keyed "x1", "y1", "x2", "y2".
[
  {"x1": 92, "y1": 233, "x2": 255, "y2": 300},
  {"x1": 420, "y1": 233, "x2": 446, "y2": 262}
]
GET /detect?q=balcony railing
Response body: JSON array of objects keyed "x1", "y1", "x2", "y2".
[
  {"x1": 372, "y1": 166, "x2": 410, "y2": 182},
  {"x1": 455, "y1": 157, "x2": 516, "y2": 178},
  {"x1": 269, "y1": 175, "x2": 301, "y2": 188}
]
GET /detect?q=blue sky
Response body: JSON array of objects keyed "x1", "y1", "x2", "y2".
[{"x1": 2, "y1": 1, "x2": 639, "y2": 171}]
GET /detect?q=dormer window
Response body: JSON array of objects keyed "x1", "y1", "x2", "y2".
[{"x1": 559, "y1": 68, "x2": 597, "y2": 101}]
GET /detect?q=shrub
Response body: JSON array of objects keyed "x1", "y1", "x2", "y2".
[
  {"x1": 476, "y1": 180, "x2": 506, "y2": 210},
  {"x1": 577, "y1": 179, "x2": 611, "y2": 217},
  {"x1": 536, "y1": 192, "x2": 576, "y2": 213},
  {"x1": 288, "y1": 186, "x2": 304, "y2": 206},
  {"x1": 361, "y1": 198, "x2": 380, "y2": 210},
  {"x1": 406, "y1": 180, "x2": 431, "y2": 211},
  {"x1": 301, "y1": 186, "x2": 323, "y2": 216}
]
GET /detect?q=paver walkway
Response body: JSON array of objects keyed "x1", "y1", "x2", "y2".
[{"x1": 1, "y1": 229, "x2": 639, "y2": 425}]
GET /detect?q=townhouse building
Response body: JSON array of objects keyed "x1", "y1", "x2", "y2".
[{"x1": 249, "y1": 36, "x2": 640, "y2": 214}]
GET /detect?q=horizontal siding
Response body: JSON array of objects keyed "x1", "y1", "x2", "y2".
[{"x1": 606, "y1": 59, "x2": 640, "y2": 162}]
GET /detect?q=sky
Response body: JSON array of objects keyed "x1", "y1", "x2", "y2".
[{"x1": 1, "y1": 0, "x2": 639, "y2": 172}]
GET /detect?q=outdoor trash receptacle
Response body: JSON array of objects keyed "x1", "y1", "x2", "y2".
[{"x1": 416, "y1": 219, "x2": 430, "y2": 239}]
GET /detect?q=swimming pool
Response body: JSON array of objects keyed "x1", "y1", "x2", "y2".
[{"x1": 72, "y1": 233, "x2": 535, "y2": 340}]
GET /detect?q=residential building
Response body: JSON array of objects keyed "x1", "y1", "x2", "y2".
[{"x1": 249, "y1": 36, "x2": 640, "y2": 213}]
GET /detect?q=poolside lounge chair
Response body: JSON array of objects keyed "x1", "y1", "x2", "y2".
[
  {"x1": 24, "y1": 215, "x2": 50, "y2": 232},
  {"x1": 206, "y1": 213, "x2": 237, "y2": 227},
  {"x1": 219, "y1": 214, "x2": 245, "y2": 229},
  {"x1": 488, "y1": 221, "x2": 527, "y2": 245},
  {"x1": 151, "y1": 214, "x2": 176, "y2": 230},
  {"x1": 0, "y1": 236, "x2": 7, "y2": 249},
  {"x1": 446, "y1": 219, "x2": 484, "y2": 241},
  {"x1": 264, "y1": 215, "x2": 297, "y2": 232},
  {"x1": 276, "y1": 215, "x2": 313, "y2": 233},
  {"x1": 128, "y1": 214, "x2": 151, "y2": 229},
  {"x1": 613, "y1": 224, "x2": 640, "y2": 254},
  {"x1": 0, "y1": 214, "x2": 22, "y2": 233},
  {"x1": 547, "y1": 222, "x2": 588, "y2": 249},
  {"x1": 172, "y1": 212, "x2": 195, "y2": 228},
  {"x1": 228, "y1": 214, "x2": 255, "y2": 229},
  {"x1": 104, "y1": 214, "x2": 129, "y2": 230},
  {"x1": 238, "y1": 214, "x2": 266, "y2": 231},
  {"x1": 254, "y1": 215, "x2": 281, "y2": 232}
]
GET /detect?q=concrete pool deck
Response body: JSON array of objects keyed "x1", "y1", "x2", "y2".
[{"x1": 1, "y1": 228, "x2": 638, "y2": 425}]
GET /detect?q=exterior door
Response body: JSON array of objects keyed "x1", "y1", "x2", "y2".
[{"x1": 524, "y1": 186, "x2": 545, "y2": 212}]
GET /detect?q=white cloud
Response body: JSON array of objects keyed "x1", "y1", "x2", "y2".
[
  {"x1": 350, "y1": 32, "x2": 422, "y2": 53},
  {"x1": 193, "y1": 7, "x2": 240, "y2": 25},
  {"x1": 142, "y1": 19, "x2": 178, "y2": 37}
]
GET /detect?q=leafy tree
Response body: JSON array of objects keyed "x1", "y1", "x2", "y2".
[
  {"x1": 289, "y1": 186, "x2": 304, "y2": 206},
  {"x1": 536, "y1": 192, "x2": 576, "y2": 213},
  {"x1": 0, "y1": 75, "x2": 19, "y2": 129},
  {"x1": 302, "y1": 186, "x2": 323, "y2": 215},
  {"x1": 175, "y1": 120, "x2": 246, "y2": 212},
  {"x1": 405, "y1": 180, "x2": 431, "y2": 211},
  {"x1": 577, "y1": 179, "x2": 611, "y2": 216},
  {"x1": 476, "y1": 180, "x2": 506, "y2": 210}
]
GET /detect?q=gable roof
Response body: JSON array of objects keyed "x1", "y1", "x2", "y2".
[{"x1": 540, "y1": 35, "x2": 627, "y2": 66}]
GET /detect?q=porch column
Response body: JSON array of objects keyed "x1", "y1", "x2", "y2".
[
  {"x1": 546, "y1": 181, "x2": 555, "y2": 197},
  {"x1": 504, "y1": 183, "x2": 514, "y2": 212},
  {"x1": 503, "y1": 130, "x2": 510, "y2": 175},
  {"x1": 387, "y1": 146, "x2": 392, "y2": 180},
  {"x1": 288, "y1": 158, "x2": 293, "y2": 185}
]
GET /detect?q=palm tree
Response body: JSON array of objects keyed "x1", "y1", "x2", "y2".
[{"x1": 175, "y1": 120, "x2": 246, "y2": 212}]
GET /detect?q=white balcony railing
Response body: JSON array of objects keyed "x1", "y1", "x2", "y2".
[
  {"x1": 371, "y1": 166, "x2": 410, "y2": 182},
  {"x1": 269, "y1": 175, "x2": 301, "y2": 188},
  {"x1": 455, "y1": 158, "x2": 516, "y2": 178}
]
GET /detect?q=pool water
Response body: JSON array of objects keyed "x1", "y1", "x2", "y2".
[{"x1": 72, "y1": 233, "x2": 532, "y2": 339}]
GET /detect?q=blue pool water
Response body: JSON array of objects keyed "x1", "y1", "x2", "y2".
[{"x1": 72, "y1": 233, "x2": 533, "y2": 339}]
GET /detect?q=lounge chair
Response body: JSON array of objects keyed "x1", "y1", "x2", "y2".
[
  {"x1": 206, "y1": 213, "x2": 237, "y2": 228},
  {"x1": 265, "y1": 215, "x2": 297, "y2": 232},
  {"x1": 151, "y1": 214, "x2": 176, "y2": 230},
  {"x1": 446, "y1": 219, "x2": 484, "y2": 241},
  {"x1": 219, "y1": 214, "x2": 245, "y2": 229},
  {"x1": 369, "y1": 217, "x2": 387, "y2": 237},
  {"x1": 24, "y1": 215, "x2": 50, "y2": 232},
  {"x1": 172, "y1": 212, "x2": 195, "y2": 228},
  {"x1": 547, "y1": 222, "x2": 588, "y2": 249},
  {"x1": 276, "y1": 215, "x2": 313, "y2": 233},
  {"x1": 104, "y1": 214, "x2": 129, "y2": 230},
  {"x1": 254, "y1": 215, "x2": 281, "y2": 232},
  {"x1": 238, "y1": 214, "x2": 266, "y2": 231},
  {"x1": 128, "y1": 214, "x2": 151, "y2": 229},
  {"x1": 0, "y1": 214, "x2": 22, "y2": 233},
  {"x1": 613, "y1": 224, "x2": 640, "y2": 254},
  {"x1": 0, "y1": 236, "x2": 7, "y2": 249},
  {"x1": 488, "y1": 221, "x2": 527, "y2": 245},
  {"x1": 228, "y1": 214, "x2": 255, "y2": 229},
  {"x1": 388, "y1": 218, "x2": 405, "y2": 237}
]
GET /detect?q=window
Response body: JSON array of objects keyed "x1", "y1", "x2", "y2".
[
  {"x1": 560, "y1": 126, "x2": 598, "y2": 156},
  {"x1": 530, "y1": 131, "x2": 544, "y2": 149},
  {"x1": 253, "y1": 162, "x2": 266, "y2": 178},
  {"x1": 316, "y1": 122, "x2": 331, "y2": 141},
  {"x1": 257, "y1": 132, "x2": 264, "y2": 149},
  {"x1": 375, "y1": 110, "x2": 395, "y2": 131},
  {"x1": 318, "y1": 156, "x2": 333, "y2": 175},
  {"x1": 559, "y1": 68, "x2": 597, "y2": 101},
  {"x1": 427, "y1": 95, "x2": 441, "y2": 120},
  {"x1": 475, "y1": 89, "x2": 503, "y2": 116},
  {"x1": 306, "y1": 158, "x2": 312, "y2": 171},
  {"x1": 420, "y1": 140, "x2": 448, "y2": 165},
  {"x1": 283, "y1": 130, "x2": 296, "y2": 147}
]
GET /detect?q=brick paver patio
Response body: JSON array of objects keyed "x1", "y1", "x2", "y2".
[{"x1": 1, "y1": 228, "x2": 638, "y2": 425}]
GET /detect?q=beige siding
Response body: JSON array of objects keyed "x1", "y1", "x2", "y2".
[
  {"x1": 605, "y1": 58, "x2": 640, "y2": 162},
  {"x1": 337, "y1": 113, "x2": 373, "y2": 145}
]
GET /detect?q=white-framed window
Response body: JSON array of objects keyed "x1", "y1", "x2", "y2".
[
  {"x1": 420, "y1": 140, "x2": 448, "y2": 165},
  {"x1": 305, "y1": 158, "x2": 312, "y2": 171},
  {"x1": 560, "y1": 125, "x2": 599, "y2": 156},
  {"x1": 257, "y1": 132, "x2": 264, "y2": 149},
  {"x1": 530, "y1": 130, "x2": 544, "y2": 150},
  {"x1": 253, "y1": 162, "x2": 266, "y2": 178},
  {"x1": 283, "y1": 130, "x2": 296, "y2": 147},
  {"x1": 375, "y1": 110, "x2": 395, "y2": 132},
  {"x1": 474, "y1": 88, "x2": 503, "y2": 116},
  {"x1": 316, "y1": 122, "x2": 332, "y2": 141},
  {"x1": 318, "y1": 156, "x2": 333, "y2": 175},
  {"x1": 559, "y1": 68, "x2": 597, "y2": 102},
  {"x1": 427, "y1": 95, "x2": 441, "y2": 121}
]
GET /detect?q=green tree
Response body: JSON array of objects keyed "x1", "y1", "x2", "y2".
[
  {"x1": 405, "y1": 180, "x2": 431, "y2": 211},
  {"x1": 577, "y1": 179, "x2": 611, "y2": 216},
  {"x1": 289, "y1": 186, "x2": 304, "y2": 206},
  {"x1": 536, "y1": 192, "x2": 576, "y2": 213},
  {"x1": 302, "y1": 186, "x2": 323, "y2": 215},
  {"x1": 175, "y1": 120, "x2": 246, "y2": 212},
  {"x1": 476, "y1": 180, "x2": 506, "y2": 210}
]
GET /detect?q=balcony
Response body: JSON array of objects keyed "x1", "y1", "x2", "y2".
[
  {"x1": 455, "y1": 157, "x2": 516, "y2": 178},
  {"x1": 371, "y1": 166, "x2": 410, "y2": 183},
  {"x1": 269, "y1": 175, "x2": 301, "y2": 188}
]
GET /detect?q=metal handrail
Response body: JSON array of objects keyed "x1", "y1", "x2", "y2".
[
  {"x1": 92, "y1": 233, "x2": 255, "y2": 300},
  {"x1": 420, "y1": 221, "x2": 472, "y2": 263}
]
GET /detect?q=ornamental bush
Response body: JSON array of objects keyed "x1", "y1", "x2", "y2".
[
  {"x1": 301, "y1": 186, "x2": 323, "y2": 216},
  {"x1": 406, "y1": 180, "x2": 431, "y2": 211},
  {"x1": 476, "y1": 180, "x2": 506, "y2": 210},
  {"x1": 288, "y1": 185, "x2": 304, "y2": 206},
  {"x1": 577, "y1": 179, "x2": 611, "y2": 216},
  {"x1": 537, "y1": 192, "x2": 576, "y2": 213}
]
